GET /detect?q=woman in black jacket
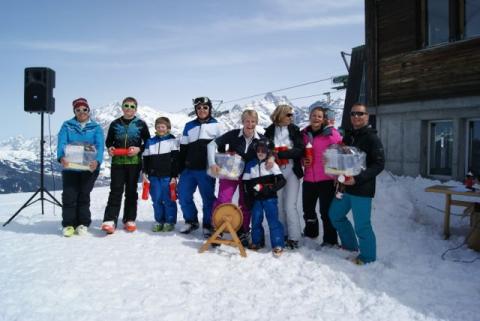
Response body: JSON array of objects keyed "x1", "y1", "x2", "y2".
[{"x1": 264, "y1": 104, "x2": 304, "y2": 249}]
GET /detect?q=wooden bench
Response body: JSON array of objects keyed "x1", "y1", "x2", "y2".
[{"x1": 425, "y1": 185, "x2": 480, "y2": 239}]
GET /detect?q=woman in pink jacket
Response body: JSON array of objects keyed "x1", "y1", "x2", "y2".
[{"x1": 301, "y1": 103, "x2": 342, "y2": 246}]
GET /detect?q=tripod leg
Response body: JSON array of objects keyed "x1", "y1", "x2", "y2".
[
  {"x1": 43, "y1": 188, "x2": 62, "y2": 207},
  {"x1": 3, "y1": 189, "x2": 41, "y2": 226}
]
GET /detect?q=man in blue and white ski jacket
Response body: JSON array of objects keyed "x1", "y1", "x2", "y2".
[{"x1": 177, "y1": 97, "x2": 223, "y2": 236}]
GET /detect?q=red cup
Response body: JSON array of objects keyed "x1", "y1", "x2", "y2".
[
  {"x1": 275, "y1": 146, "x2": 289, "y2": 166},
  {"x1": 142, "y1": 180, "x2": 150, "y2": 200},
  {"x1": 338, "y1": 175, "x2": 351, "y2": 184},
  {"x1": 113, "y1": 148, "x2": 129, "y2": 156},
  {"x1": 304, "y1": 143, "x2": 313, "y2": 159},
  {"x1": 465, "y1": 177, "x2": 474, "y2": 189},
  {"x1": 169, "y1": 180, "x2": 177, "y2": 201}
]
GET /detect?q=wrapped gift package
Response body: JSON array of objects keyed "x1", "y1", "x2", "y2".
[
  {"x1": 208, "y1": 153, "x2": 245, "y2": 180},
  {"x1": 323, "y1": 144, "x2": 366, "y2": 176},
  {"x1": 64, "y1": 143, "x2": 97, "y2": 171}
]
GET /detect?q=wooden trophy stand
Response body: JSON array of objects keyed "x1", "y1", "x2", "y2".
[{"x1": 199, "y1": 203, "x2": 247, "y2": 257}]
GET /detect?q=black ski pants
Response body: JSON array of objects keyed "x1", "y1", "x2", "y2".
[
  {"x1": 302, "y1": 180, "x2": 338, "y2": 245},
  {"x1": 62, "y1": 170, "x2": 99, "y2": 227},
  {"x1": 103, "y1": 164, "x2": 142, "y2": 225}
]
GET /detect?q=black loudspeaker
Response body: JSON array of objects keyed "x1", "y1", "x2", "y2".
[{"x1": 24, "y1": 67, "x2": 55, "y2": 114}]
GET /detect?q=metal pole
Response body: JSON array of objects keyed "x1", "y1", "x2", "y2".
[{"x1": 40, "y1": 112, "x2": 45, "y2": 214}]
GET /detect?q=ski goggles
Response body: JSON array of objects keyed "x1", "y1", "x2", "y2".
[
  {"x1": 193, "y1": 97, "x2": 210, "y2": 106},
  {"x1": 74, "y1": 107, "x2": 89, "y2": 113},
  {"x1": 122, "y1": 103, "x2": 137, "y2": 109}
]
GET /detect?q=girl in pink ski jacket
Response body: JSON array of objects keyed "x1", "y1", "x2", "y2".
[{"x1": 301, "y1": 104, "x2": 342, "y2": 246}]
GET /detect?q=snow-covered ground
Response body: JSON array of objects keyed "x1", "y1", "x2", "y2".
[{"x1": 1, "y1": 172, "x2": 479, "y2": 321}]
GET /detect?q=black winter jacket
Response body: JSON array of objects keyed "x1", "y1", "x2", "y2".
[
  {"x1": 215, "y1": 129, "x2": 263, "y2": 163},
  {"x1": 343, "y1": 125, "x2": 385, "y2": 198},
  {"x1": 264, "y1": 124, "x2": 304, "y2": 179}
]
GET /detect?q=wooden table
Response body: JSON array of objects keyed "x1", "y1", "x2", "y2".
[{"x1": 425, "y1": 185, "x2": 480, "y2": 239}]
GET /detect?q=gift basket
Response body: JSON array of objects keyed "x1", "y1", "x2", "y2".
[
  {"x1": 64, "y1": 143, "x2": 97, "y2": 171},
  {"x1": 207, "y1": 153, "x2": 245, "y2": 180},
  {"x1": 323, "y1": 144, "x2": 366, "y2": 177}
]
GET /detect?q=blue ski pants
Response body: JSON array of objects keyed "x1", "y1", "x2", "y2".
[
  {"x1": 178, "y1": 169, "x2": 216, "y2": 228},
  {"x1": 251, "y1": 198, "x2": 285, "y2": 249},
  {"x1": 329, "y1": 193, "x2": 376, "y2": 263},
  {"x1": 149, "y1": 176, "x2": 177, "y2": 224}
]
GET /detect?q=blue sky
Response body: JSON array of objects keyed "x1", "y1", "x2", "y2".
[{"x1": 0, "y1": 0, "x2": 364, "y2": 139}]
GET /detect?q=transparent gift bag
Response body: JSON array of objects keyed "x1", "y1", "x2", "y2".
[
  {"x1": 323, "y1": 144, "x2": 366, "y2": 177},
  {"x1": 64, "y1": 143, "x2": 97, "y2": 171},
  {"x1": 207, "y1": 153, "x2": 245, "y2": 180}
]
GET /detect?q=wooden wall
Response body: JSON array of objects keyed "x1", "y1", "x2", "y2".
[{"x1": 378, "y1": 38, "x2": 480, "y2": 104}]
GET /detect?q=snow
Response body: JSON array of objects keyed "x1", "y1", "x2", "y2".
[{"x1": 1, "y1": 172, "x2": 479, "y2": 321}]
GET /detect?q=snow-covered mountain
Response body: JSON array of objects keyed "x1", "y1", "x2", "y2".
[{"x1": 0, "y1": 93, "x2": 345, "y2": 194}]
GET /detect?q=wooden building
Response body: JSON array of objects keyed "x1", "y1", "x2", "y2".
[{"x1": 361, "y1": 0, "x2": 480, "y2": 180}]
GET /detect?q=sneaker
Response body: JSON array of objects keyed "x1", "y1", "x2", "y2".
[
  {"x1": 162, "y1": 223, "x2": 175, "y2": 232},
  {"x1": 180, "y1": 222, "x2": 199, "y2": 234},
  {"x1": 124, "y1": 221, "x2": 137, "y2": 232},
  {"x1": 349, "y1": 257, "x2": 365, "y2": 266},
  {"x1": 238, "y1": 231, "x2": 251, "y2": 248},
  {"x1": 203, "y1": 227, "x2": 213, "y2": 239},
  {"x1": 101, "y1": 221, "x2": 115, "y2": 234},
  {"x1": 152, "y1": 223, "x2": 163, "y2": 232},
  {"x1": 272, "y1": 247, "x2": 284, "y2": 257},
  {"x1": 248, "y1": 244, "x2": 264, "y2": 251},
  {"x1": 75, "y1": 225, "x2": 89, "y2": 236},
  {"x1": 285, "y1": 239, "x2": 299, "y2": 250},
  {"x1": 62, "y1": 226, "x2": 75, "y2": 237}
]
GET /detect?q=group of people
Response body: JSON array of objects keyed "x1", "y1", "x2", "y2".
[{"x1": 57, "y1": 95, "x2": 384, "y2": 263}]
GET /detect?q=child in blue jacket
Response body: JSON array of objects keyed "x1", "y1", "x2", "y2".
[
  {"x1": 243, "y1": 138, "x2": 286, "y2": 256},
  {"x1": 142, "y1": 117, "x2": 179, "y2": 232}
]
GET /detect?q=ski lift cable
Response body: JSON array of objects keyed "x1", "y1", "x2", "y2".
[
  {"x1": 289, "y1": 88, "x2": 346, "y2": 102},
  {"x1": 221, "y1": 77, "x2": 333, "y2": 105}
]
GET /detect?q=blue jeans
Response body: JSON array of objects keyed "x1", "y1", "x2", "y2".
[
  {"x1": 251, "y1": 198, "x2": 285, "y2": 249},
  {"x1": 149, "y1": 176, "x2": 177, "y2": 224},
  {"x1": 178, "y1": 169, "x2": 216, "y2": 227},
  {"x1": 329, "y1": 193, "x2": 376, "y2": 263}
]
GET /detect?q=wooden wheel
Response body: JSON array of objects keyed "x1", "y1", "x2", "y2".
[
  {"x1": 199, "y1": 203, "x2": 246, "y2": 257},
  {"x1": 212, "y1": 203, "x2": 243, "y2": 232}
]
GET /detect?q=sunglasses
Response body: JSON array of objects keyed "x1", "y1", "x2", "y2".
[
  {"x1": 193, "y1": 97, "x2": 210, "y2": 106},
  {"x1": 122, "y1": 103, "x2": 137, "y2": 109},
  {"x1": 196, "y1": 105, "x2": 209, "y2": 111},
  {"x1": 350, "y1": 111, "x2": 367, "y2": 117},
  {"x1": 74, "y1": 107, "x2": 89, "y2": 113},
  {"x1": 286, "y1": 113, "x2": 294, "y2": 117}
]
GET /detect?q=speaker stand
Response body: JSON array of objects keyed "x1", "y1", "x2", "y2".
[{"x1": 3, "y1": 112, "x2": 62, "y2": 226}]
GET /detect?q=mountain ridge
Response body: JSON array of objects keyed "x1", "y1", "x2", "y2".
[{"x1": 0, "y1": 93, "x2": 345, "y2": 193}]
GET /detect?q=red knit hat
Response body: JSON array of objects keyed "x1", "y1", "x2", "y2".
[{"x1": 72, "y1": 98, "x2": 90, "y2": 110}]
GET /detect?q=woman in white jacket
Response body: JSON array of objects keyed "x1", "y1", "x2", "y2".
[{"x1": 264, "y1": 105, "x2": 305, "y2": 249}]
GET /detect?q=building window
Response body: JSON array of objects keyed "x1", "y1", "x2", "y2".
[
  {"x1": 429, "y1": 121, "x2": 453, "y2": 176},
  {"x1": 467, "y1": 120, "x2": 480, "y2": 176},
  {"x1": 424, "y1": 0, "x2": 480, "y2": 47},
  {"x1": 426, "y1": 0, "x2": 450, "y2": 45},
  {"x1": 465, "y1": 0, "x2": 480, "y2": 38}
]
